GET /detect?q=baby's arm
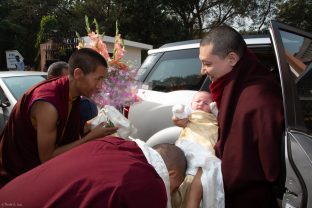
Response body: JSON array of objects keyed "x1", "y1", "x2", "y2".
[
  {"x1": 185, "y1": 168, "x2": 203, "y2": 208},
  {"x1": 172, "y1": 116, "x2": 189, "y2": 128},
  {"x1": 172, "y1": 104, "x2": 191, "y2": 128}
]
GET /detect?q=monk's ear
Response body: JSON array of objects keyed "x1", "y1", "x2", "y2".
[
  {"x1": 227, "y1": 52, "x2": 239, "y2": 67},
  {"x1": 73, "y1": 68, "x2": 84, "y2": 79},
  {"x1": 168, "y1": 169, "x2": 177, "y2": 179}
]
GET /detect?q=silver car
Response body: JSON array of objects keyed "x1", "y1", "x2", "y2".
[{"x1": 0, "y1": 71, "x2": 47, "y2": 132}]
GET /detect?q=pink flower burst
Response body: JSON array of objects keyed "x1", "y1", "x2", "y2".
[
  {"x1": 114, "y1": 34, "x2": 125, "y2": 62},
  {"x1": 94, "y1": 66, "x2": 141, "y2": 108},
  {"x1": 87, "y1": 31, "x2": 111, "y2": 61},
  {"x1": 77, "y1": 16, "x2": 141, "y2": 108}
]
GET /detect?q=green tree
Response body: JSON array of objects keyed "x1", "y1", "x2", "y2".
[
  {"x1": 54, "y1": 0, "x2": 187, "y2": 47},
  {"x1": 35, "y1": 15, "x2": 59, "y2": 48},
  {"x1": 0, "y1": 1, "x2": 18, "y2": 69},
  {"x1": 162, "y1": 0, "x2": 278, "y2": 38},
  {"x1": 276, "y1": 0, "x2": 312, "y2": 32},
  {"x1": 2, "y1": 0, "x2": 303, "y2": 70},
  {"x1": 113, "y1": 0, "x2": 187, "y2": 47},
  {"x1": 0, "y1": 0, "x2": 63, "y2": 69}
]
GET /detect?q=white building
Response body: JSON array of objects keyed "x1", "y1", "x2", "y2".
[
  {"x1": 40, "y1": 36, "x2": 153, "y2": 71},
  {"x1": 82, "y1": 35, "x2": 153, "y2": 69}
]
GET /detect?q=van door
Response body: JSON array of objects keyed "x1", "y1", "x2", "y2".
[{"x1": 270, "y1": 20, "x2": 312, "y2": 208}]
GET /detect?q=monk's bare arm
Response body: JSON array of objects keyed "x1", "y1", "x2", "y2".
[
  {"x1": 32, "y1": 101, "x2": 60, "y2": 162},
  {"x1": 185, "y1": 168, "x2": 203, "y2": 208},
  {"x1": 32, "y1": 101, "x2": 117, "y2": 163}
]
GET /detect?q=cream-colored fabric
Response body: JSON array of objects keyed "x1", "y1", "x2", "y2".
[
  {"x1": 179, "y1": 110, "x2": 218, "y2": 154},
  {"x1": 172, "y1": 110, "x2": 221, "y2": 208},
  {"x1": 171, "y1": 175, "x2": 194, "y2": 208}
]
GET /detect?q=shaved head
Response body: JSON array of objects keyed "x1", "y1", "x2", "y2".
[
  {"x1": 200, "y1": 24, "x2": 246, "y2": 59},
  {"x1": 153, "y1": 143, "x2": 187, "y2": 193}
]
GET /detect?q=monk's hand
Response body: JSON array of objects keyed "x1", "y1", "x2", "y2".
[
  {"x1": 85, "y1": 122, "x2": 118, "y2": 141},
  {"x1": 83, "y1": 120, "x2": 92, "y2": 134},
  {"x1": 172, "y1": 116, "x2": 189, "y2": 128}
]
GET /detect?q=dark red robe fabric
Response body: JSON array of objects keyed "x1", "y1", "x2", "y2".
[
  {"x1": 211, "y1": 49, "x2": 285, "y2": 208},
  {"x1": 0, "y1": 76, "x2": 81, "y2": 186},
  {"x1": 0, "y1": 136, "x2": 167, "y2": 208}
]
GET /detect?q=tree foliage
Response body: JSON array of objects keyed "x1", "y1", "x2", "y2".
[
  {"x1": 0, "y1": 0, "x2": 62, "y2": 68},
  {"x1": 112, "y1": 0, "x2": 187, "y2": 47},
  {"x1": 161, "y1": 0, "x2": 278, "y2": 37},
  {"x1": 276, "y1": 0, "x2": 312, "y2": 32},
  {"x1": 35, "y1": 15, "x2": 59, "y2": 48},
  {"x1": 0, "y1": 0, "x2": 310, "y2": 69}
]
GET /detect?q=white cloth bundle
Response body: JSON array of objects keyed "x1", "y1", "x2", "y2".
[
  {"x1": 90, "y1": 105, "x2": 137, "y2": 139},
  {"x1": 133, "y1": 139, "x2": 172, "y2": 208},
  {"x1": 175, "y1": 139, "x2": 224, "y2": 208}
]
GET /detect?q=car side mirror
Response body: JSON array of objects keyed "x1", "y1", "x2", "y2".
[{"x1": 0, "y1": 100, "x2": 10, "y2": 108}]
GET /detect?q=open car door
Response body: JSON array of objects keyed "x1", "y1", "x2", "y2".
[{"x1": 270, "y1": 21, "x2": 312, "y2": 208}]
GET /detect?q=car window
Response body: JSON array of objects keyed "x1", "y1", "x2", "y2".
[
  {"x1": 249, "y1": 45, "x2": 278, "y2": 70},
  {"x1": 2, "y1": 75, "x2": 45, "y2": 100},
  {"x1": 296, "y1": 64, "x2": 312, "y2": 131},
  {"x1": 143, "y1": 49, "x2": 205, "y2": 92},
  {"x1": 279, "y1": 30, "x2": 312, "y2": 131}
]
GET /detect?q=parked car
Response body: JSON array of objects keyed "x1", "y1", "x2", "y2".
[
  {"x1": 129, "y1": 34, "x2": 276, "y2": 141},
  {"x1": 0, "y1": 71, "x2": 47, "y2": 132},
  {"x1": 127, "y1": 20, "x2": 312, "y2": 208}
]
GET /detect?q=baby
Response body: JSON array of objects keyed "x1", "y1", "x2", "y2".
[
  {"x1": 173, "y1": 91, "x2": 218, "y2": 119},
  {"x1": 172, "y1": 91, "x2": 218, "y2": 153},
  {"x1": 172, "y1": 91, "x2": 219, "y2": 208}
]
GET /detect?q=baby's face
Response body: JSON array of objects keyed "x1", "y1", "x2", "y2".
[{"x1": 191, "y1": 92, "x2": 212, "y2": 113}]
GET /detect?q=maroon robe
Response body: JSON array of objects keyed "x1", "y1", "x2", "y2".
[
  {"x1": 0, "y1": 76, "x2": 81, "y2": 186},
  {"x1": 0, "y1": 136, "x2": 167, "y2": 208},
  {"x1": 211, "y1": 50, "x2": 284, "y2": 207}
]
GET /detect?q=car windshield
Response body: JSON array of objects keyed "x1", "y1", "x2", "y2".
[
  {"x1": 144, "y1": 48, "x2": 204, "y2": 92},
  {"x1": 2, "y1": 75, "x2": 45, "y2": 100}
]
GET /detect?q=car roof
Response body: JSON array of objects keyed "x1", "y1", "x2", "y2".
[
  {"x1": 0, "y1": 71, "x2": 47, "y2": 78},
  {"x1": 148, "y1": 35, "x2": 272, "y2": 55}
]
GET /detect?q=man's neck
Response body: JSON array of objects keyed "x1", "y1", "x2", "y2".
[{"x1": 68, "y1": 76, "x2": 79, "y2": 100}]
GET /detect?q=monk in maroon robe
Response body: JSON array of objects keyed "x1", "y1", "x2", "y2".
[
  {"x1": 0, "y1": 48, "x2": 117, "y2": 187},
  {"x1": 172, "y1": 25, "x2": 284, "y2": 207},
  {"x1": 0, "y1": 136, "x2": 186, "y2": 208},
  {"x1": 199, "y1": 25, "x2": 284, "y2": 207}
]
